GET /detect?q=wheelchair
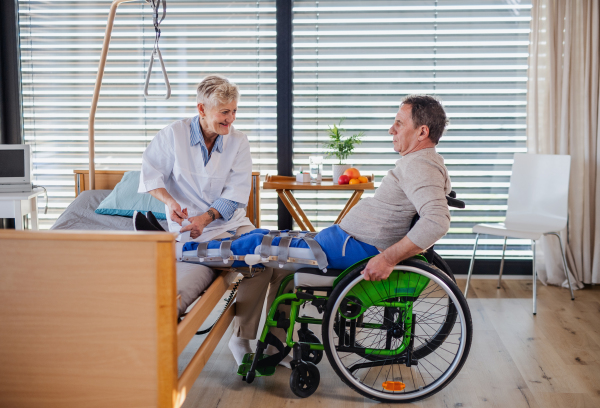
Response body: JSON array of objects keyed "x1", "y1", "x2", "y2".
[{"x1": 236, "y1": 193, "x2": 472, "y2": 403}]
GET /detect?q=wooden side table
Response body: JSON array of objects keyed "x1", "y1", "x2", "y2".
[
  {"x1": 263, "y1": 175, "x2": 375, "y2": 232},
  {"x1": 0, "y1": 188, "x2": 45, "y2": 230}
]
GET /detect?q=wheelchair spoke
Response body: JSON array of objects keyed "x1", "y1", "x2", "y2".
[{"x1": 323, "y1": 261, "x2": 472, "y2": 402}]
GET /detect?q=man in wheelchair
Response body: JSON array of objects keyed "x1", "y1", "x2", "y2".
[
  {"x1": 140, "y1": 94, "x2": 472, "y2": 402},
  {"x1": 195, "y1": 95, "x2": 472, "y2": 402}
]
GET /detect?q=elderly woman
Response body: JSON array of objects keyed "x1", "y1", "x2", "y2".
[{"x1": 138, "y1": 74, "x2": 293, "y2": 368}]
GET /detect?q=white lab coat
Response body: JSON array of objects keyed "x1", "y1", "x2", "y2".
[{"x1": 138, "y1": 117, "x2": 254, "y2": 241}]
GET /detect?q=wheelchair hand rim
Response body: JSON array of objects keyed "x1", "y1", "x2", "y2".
[{"x1": 326, "y1": 265, "x2": 468, "y2": 401}]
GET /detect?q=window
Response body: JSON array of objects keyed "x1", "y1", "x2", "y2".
[
  {"x1": 19, "y1": 0, "x2": 277, "y2": 229},
  {"x1": 292, "y1": 0, "x2": 531, "y2": 259},
  {"x1": 19, "y1": 0, "x2": 532, "y2": 260}
]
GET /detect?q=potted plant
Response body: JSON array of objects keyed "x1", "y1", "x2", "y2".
[{"x1": 323, "y1": 120, "x2": 364, "y2": 182}]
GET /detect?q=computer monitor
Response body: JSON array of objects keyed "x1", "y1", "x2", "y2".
[{"x1": 0, "y1": 144, "x2": 32, "y2": 192}]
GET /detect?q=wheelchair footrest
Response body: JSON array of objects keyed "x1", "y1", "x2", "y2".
[{"x1": 237, "y1": 353, "x2": 277, "y2": 377}]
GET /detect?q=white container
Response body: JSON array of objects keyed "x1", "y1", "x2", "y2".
[
  {"x1": 296, "y1": 173, "x2": 311, "y2": 183},
  {"x1": 332, "y1": 164, "x2": 351, "y2": 183}
]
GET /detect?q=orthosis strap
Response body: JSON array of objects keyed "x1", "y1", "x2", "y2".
[
  {"x1": 277, "y1": 236, "x2": 292, "y2": 268},
  {"x1": 193, "y1": 229, "x2": 328, "y2": 271},
  {"x1": 196, "y1": 232, "x2": 241, "y2": 260},
  {"x1": 260, "y1": 230, "x2": 280, "y2": 261},
  {"x1": 220, "y1": 234, "x2": 241, "y2": 259},
  {"x1": 303, "y1": 236, "x2": 328, "y2": 271}
]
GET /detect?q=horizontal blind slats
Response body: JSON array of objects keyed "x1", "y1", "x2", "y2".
[
  {"x1": 20, "y1": 0, "x2": 278, "y2": 230},
  {"x1": 292, "y1": 0, "x2": 531, "y2": 259}
]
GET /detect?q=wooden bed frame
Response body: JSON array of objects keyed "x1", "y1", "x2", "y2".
[{"x1": 0, "y1": 171, "x2": 260, "y2": 408}]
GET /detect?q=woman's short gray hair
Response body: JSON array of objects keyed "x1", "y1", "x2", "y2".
[{"x1": 196, "y1": 75, "x2": 240, "y2": 108}]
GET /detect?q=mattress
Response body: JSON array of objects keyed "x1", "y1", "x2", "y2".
[
  {"x1": 51, "y1": 190, "x2": 169, "y2": 231},
  {"x1": 51, "y1": 190, "x2": 212, "y2": 316}
]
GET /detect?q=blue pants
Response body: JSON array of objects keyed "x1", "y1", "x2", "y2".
[{"x1": 182, "y1": 225, "x2": 379, "y2": 270}]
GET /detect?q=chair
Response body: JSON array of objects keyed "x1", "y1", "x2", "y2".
[{"x1": 464, "y1": 153, "x2": 575, "y2": 314}]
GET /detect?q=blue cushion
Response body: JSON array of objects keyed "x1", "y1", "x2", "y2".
[{"x1": 95, "y1": 171, "x2": 167, "y2": 219}]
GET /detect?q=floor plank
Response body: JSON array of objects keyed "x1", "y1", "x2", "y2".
[{"x1": 179, "y1": 279, "x2": 600, "y2": 408}]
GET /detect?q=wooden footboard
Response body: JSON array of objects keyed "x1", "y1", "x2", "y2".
[{"x1": 0, "y1": 230, "x2": 236, "y2": 408}]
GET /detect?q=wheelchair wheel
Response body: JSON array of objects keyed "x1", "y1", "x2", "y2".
[
  {"x1": 289, "y1": 362, "x2": 320, "y2": 398},
  {"x1": 432, "y1": 251, "x2": 455, "y2": 283},
  {"x1": 322, "y1": 259, "x2": 472, "y2": 403},
  {"x1": 333, "y1": 257, "x2": 458, "y2": 363}
]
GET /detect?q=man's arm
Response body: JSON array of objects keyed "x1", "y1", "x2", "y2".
[
  {"x1": 361, "y1": 236, "x2": 423, "y2": 281},
  {"x1": 362, "y1": 156, "x2": 450, "y2": 281}
]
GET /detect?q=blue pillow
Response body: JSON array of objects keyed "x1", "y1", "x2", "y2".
[{"x1": 95, "y1": 171, "x2": 167, "y2": 219}]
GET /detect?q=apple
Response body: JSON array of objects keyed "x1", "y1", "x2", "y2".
[{"x1": 338, "y1": 175, "x2": 350, "y2": 185}]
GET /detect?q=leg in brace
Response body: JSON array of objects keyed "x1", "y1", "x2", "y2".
[
  {"x1": 179, "y1": 225, "x2": 379, "y2": 368},
  {"x1": 178, "y1": 225, "x2": 379, "y2": 272}
]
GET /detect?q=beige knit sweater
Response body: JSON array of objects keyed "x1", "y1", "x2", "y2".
[{"x1": 339, "y1": 148, "x2": 451, "y2": 250}]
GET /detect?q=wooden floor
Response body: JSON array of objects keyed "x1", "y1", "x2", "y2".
[{"x1": 180, "y1": 279, "x2": 600, "y2": 408}]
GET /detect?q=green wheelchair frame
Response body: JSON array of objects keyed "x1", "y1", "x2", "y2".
[
  {"x1": 237, "y1": 192, "x2": 471, "y2": 402},
  {"x1": 237, "y1": 252, "x2": 472, "y2": 403}
]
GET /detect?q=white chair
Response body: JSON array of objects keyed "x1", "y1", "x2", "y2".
[{"x1": 464, "y1": 153, "x2": 575, "y2": 314}]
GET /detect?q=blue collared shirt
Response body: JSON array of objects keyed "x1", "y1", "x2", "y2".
[{"x1": 189, "y1": 115, "x2": 238, "y2": 222}]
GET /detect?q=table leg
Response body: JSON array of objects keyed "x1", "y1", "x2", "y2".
[
  {"x1": 335, "y1": 191, "x2": 358, "y2": 224},
  {"x1": 277, "y1": 190, "x2": 308, "y2": 231},
  {"x1": 30, "y1": 196, "x2": 39, "y2": 230},
  {"x1": 283, "y1": 190, "x2": 315, "y2": 232},
  {"x1": 14, "y1": 200, "x2": 23, "y2": 230},
  {"x1": 334, "y1": 191, "x2": 364, "y2": 224}
]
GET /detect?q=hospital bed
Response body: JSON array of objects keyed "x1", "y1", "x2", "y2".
[{"x1": 0, "y1": 170, "x2": 260, "y2": 408}]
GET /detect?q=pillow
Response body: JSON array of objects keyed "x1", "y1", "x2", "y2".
[{"x1": 95, "y1": 171, "x2": 167, "y2": 219}]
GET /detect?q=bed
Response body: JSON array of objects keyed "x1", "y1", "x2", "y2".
[{"x1": 0, "y1": 170, "x2": 261, "y2": 408}]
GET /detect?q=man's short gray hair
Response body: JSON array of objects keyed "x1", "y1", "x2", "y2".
[
  {"x1": 401, "y1": 95, "x2": 449, "y2": 144},
  {"x1": 196, "y1": 75, "x2": 240, "y2": 108}
]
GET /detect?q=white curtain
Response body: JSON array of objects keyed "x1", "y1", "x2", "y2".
[{"x1": 527, "y1": 0, "x2": 600, "y2": 286}]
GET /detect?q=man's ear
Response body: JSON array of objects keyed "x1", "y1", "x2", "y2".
[{"x1": 420, "y1": 125, "x2": 430, "y2": 140}]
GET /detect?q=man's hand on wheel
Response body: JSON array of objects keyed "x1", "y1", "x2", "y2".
[{"x1": 361, "y1": 253, "x2": 396, "y2": 281}]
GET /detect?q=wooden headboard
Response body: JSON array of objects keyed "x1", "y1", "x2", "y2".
[{"x1": 74, "y1": 170, "x2": 261, "y2": 228}]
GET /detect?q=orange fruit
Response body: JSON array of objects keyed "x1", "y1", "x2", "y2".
[
  {"x1": 343, "y1": 167, "x2": 361, "y2": 179},
  {"x1": 358, "y1": 176, "x2": 368, "y2": 183},
  {"x1": 349, "y1": 178, "x2": 360, "y2": 185}
]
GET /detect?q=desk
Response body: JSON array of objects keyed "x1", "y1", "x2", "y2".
[
  {"x1": 0, "y1": 188, "x2": 45, "y2": 230},
  {"x1": 263, "y1": 175, "x2": 375, "y2": 232}
]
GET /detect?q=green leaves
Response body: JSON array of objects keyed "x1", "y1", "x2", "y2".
[{"x1": 323, "y1": 120, "x2": 364, "y2": 164}]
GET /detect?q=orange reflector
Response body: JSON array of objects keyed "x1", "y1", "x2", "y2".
[{"x1": 382, "y1": 381, "x2": 406, "y2": 391}]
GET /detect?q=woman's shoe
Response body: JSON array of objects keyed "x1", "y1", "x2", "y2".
[
  {"x1": 133, "y1": 211, "x2": 159, "y2": 231},
  {"x1": 146, "y1": 211, "x2": 166, "y2": 231}
]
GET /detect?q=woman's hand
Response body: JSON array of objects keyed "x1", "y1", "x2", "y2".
[
  {"x1": 180, "y1": 208, "x2": 221, "y2": 239},
  {"x1": 180, "y1": 215, "x2": 208, "y2": 239},
  {"x1": 361, "y1": 253, "x2": 396, "y2": 281},
  {"x1": 168, "y1": 201, "x2": 188, "y2": 225}
]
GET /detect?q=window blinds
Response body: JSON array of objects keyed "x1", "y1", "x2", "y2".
[
  {"x1": 292, "y1": 0, "x2": 531, "y2": 259},
  {"x1": 19, "y1": 0, "x2": 531, "y2": 260},
  {"x1": 18, "y1": 0, "x2": 277, "y2": 229}
]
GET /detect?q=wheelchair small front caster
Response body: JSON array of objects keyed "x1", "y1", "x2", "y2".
[
  {"x1": 289, "y1": 361, "x2": 320, "y2": 398},
  {"x1": 245, "y1": 370, "x2": 256, "y2": 384}
]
